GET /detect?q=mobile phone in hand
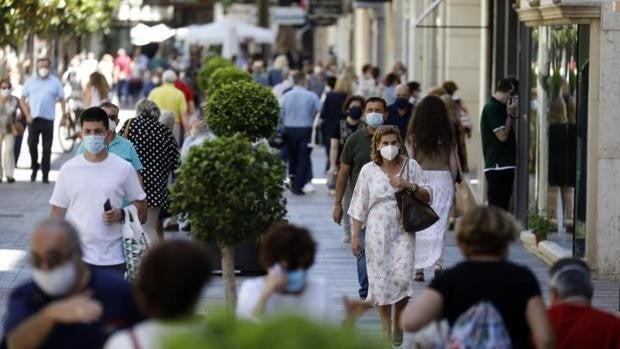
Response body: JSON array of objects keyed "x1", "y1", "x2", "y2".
[{"x1": 103, "y1": 199, "x2": 112, "y2": 212}]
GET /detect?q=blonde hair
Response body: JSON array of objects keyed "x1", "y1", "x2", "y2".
[
  {"x1": 455, "y1": 206, "x2": 520, "y2": 257},
  {"x1": 88, "y1": 72, "x2": 110, "y2": 100},
  {"x1": 334, "y1": 74, "x2": 354, "y2": 95},
  {"x1": 273, "y1": 55, "x2": 289, "y2": 71},
  {"x1": 370, "y1": 125, "x2": 402, "y2": 166}
]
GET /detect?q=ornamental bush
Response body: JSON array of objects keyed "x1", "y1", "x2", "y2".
[
  {"x1": 206, "y1": 81, "x2": 280, "y2": 142},
  {"x1": 207, "y1": 67, "x2": 252, "y2": 96},
  {"x1": 164, "y1": 314, "x2": 382, "y2": 349},
  {"x1": 197, "y1": 56, "x2": 234, "y2": 92},
  {"x1": 170, "y1": 134, "x2": 287, "y2": 247}
]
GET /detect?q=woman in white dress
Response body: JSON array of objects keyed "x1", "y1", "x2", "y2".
[
  {"x1": 348, "y1": 125, "x2": 431, "y2": 346},
  {"x1": 405, "y1": 95, "x2": 458, "y2": 281}
]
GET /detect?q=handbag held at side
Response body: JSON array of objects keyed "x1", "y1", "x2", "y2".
[
  {"x1": 394, "y1": 160, "x2": 439, "y2": 233},
  {"x1": 453, "y1": 151, "x2": 477, "y2": 217}
]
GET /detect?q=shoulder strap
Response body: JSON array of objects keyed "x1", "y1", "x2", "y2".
[
  {"x1": 129, "y1": 328, "x2": 141, "y2": 349},
  {"x1": 398, "y1": 158, "x2": 410, "y2": 181},
  {"x1": 123, "y1": 118, "x2": 134, "y2": 138}
]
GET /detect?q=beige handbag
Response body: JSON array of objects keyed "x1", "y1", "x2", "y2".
[{"x1": 453, "y1": 152, "x2": 477, "y2": 216}]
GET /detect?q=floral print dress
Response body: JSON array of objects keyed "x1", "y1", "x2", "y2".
[{"x1": 348, "y1": 158, "x2": 430, "y2": 306}]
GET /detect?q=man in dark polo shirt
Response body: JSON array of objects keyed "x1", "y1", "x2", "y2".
[
  {"x1": 480, "y1": 77, "x2": 518, "y2": 210},
  {"x1": 385, "y1": 84, "x2": 413, "y2": 140},
  {"x1": 2, "y1": 218, "x2": 142, "y2": 349},
  {"x1": 332, "y1": 96, "x2": 388, "y2": 299}
]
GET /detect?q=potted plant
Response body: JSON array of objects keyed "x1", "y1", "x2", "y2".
[
  {"x1": 207, "y1": 66, "x2": 253, "y2": 96},
  {"x1": 205, "y1": 80, "x2": 280, "y2": 142},
  {"x1": 170, "y1": 134, "x2": 287, "y2": 307},
  {"x1": 164, "y1": 314, "x2": 382, "y2": 349},
  {"x1": 197, "y1": 56, "x2": 234, "y2": 93},
  {"x1": 529, "y1": 212, "x2": 554, "y2": 243}
]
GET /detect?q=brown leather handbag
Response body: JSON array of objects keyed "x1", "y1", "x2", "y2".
[{"x1": 394, "y1": 160, "x2": 439, "y2": 233}]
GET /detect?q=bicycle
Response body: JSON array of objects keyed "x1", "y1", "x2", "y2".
[{"x1": 57, "y1": 97, "x2": 82, "y2": 153}]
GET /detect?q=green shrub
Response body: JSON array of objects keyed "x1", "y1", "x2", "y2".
[
  {"x1": 207, "y1": 67, "x2": 253, "y2": 96},
  {"x1": 206, "y1": 81, "x2": 280, "y2": 142},
  {"x1": 170, "y1": 134, "x2": 287, "y2": 246},
  {"x1": 197, "y1": 56, "x2": 234, "y2": 92},
  {"x1": 529, "y1": 212, "x2": 554, "y2": 242},
  {"x1": 164, "y1": 314, "x2": 382, "y2": 349}
]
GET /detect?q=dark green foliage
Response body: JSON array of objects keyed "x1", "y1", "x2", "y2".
[
  {"x1": 163, "y1": 314, "x2": 382, "y2": 349},
  {"x1": 170, "y1": 134, "x2": 287, "y2": 246},
  {"x1": 207, "y1": 67, "x2": 253, "y2": 96},
  {"x1": 529, "y1": 212, "x2": 554, "y2": 241},
  {"x1": 197, "y1": 56, "x2": 234, "y2": 92},
  {"x1": 206, "y1": 81, "x2": 280, "y2": 142}
]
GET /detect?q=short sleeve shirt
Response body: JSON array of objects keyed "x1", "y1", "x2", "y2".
[
  {"x1": 340, "y1": 126, "x2": 373, "y2": 187},
  {"x1": 3, "y1": 269, "x2": 143, "y2": 349},
  {"x1": 49, "y1": 154, "x2": 146, "y2": 265},
  {"x1": 22, "y1": 75, "x2": 64, "y2": 120},
  {"x1": 147, "y1": 84, "x2": 188, "y2": 124},
  {"x1": 430, "y1": 260, "x2": 541, "y2": 349},
  {"x1": 480, "y1": 97, "x2": 516, "y2": 170}
]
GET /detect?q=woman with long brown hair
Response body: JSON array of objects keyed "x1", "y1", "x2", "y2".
[
  {"x1": 83, "y1": 71, "x2": 111, "y2": 108},
  {"x1": 406, "y1": 95, "x2": 458, "y2": 282},
  {"x1": 348, "y1": 125, "x2": 431, "y2": 346}
]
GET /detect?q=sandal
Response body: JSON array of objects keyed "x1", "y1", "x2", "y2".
[{"x1": 414, "y1": 271, "x2": 424, "y2": 282}]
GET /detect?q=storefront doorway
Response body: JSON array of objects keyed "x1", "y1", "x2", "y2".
[{"x1": 528, "y1": 24, "x2": 589, "y2": 257}]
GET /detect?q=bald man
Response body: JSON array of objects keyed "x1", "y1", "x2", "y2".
[
  {"x1": 385, "y1": 84, "x2": 413, "y2": 139},
  {"x1": 2, "y1": 219, "x2": 142, "y2": 349}
]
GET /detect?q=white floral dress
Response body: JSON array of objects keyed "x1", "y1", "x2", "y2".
[{"x1": 348, "y1": 159, "x2": 430, "y2": 306}]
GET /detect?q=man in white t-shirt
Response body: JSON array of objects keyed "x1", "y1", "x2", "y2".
[{"x1": 50, "y1": 107, "x2": 147, "y2": 277}]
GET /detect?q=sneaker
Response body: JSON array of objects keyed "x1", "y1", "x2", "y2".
[
  {"x1": 6, "y1": 177, "x2": 15, "y2": 183},
  {"x1": 302, "y1": 183, "x2": 315, "y2": 194}
]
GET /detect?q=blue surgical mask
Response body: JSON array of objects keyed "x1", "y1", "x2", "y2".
[
  {"x1": 365, "y1": 112, "x2": 384, "y2": 128},
  {"x1": 83, "y1": 135, "x2": 106, "y2": 154},
  {"x1": 286, "y1": 268, "x2": 307, "y2": 293}
]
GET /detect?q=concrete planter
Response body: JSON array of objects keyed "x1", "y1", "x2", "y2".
[{"x1": 520, "y1": 230, "x2": 572, "y2": 265}]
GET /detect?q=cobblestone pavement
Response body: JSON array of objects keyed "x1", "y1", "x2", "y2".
[{"x1": 0, "y1": 112, "x2": 617, "y2": 337}]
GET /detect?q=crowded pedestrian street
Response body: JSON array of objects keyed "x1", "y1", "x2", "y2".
[{"x1": 1, "y1": 1, "x2": 620, "y2": 348}]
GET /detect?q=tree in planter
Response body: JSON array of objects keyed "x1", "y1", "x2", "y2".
[
  {"x1": 164, "y1": 314, "x2": 382, "y2": 349},
  {"x1": 529, "y1": 212, "x2": 554, "y2": 243},
  {"x1": 206, "y1": 81, "x2": 280, "y2": 142},
  {"x1": 207, "y1": 67, "x2": 252, "y2": 96},
  {"x1": 197, "y1": 56, "x2": 234, "y2": 92},
  {"x1": 169, "y1": 134, "x2": 287, "y2": 307}
]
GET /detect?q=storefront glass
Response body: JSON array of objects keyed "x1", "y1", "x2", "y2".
[{"x1": 528, "y1": 24, "x2": 589, "y2": 257}]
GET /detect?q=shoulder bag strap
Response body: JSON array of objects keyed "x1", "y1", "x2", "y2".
[
  {"x1": 123, "y1": 118, "x2": 134, "y2": 138},
  {"x1": 398, "y1": 158, "x2": 410, "y2": 182},
  {"x1": 129, "y1": 328, "x2": 141, "y2": 349}
]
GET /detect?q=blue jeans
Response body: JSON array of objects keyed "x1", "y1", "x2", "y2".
[{"x1": 356, "y1": 227, "x2": 368, "y2": 299}]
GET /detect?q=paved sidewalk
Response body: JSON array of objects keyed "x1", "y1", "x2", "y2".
[{"x1": 0, "y1": 129, "x2": 617, "y2": 336}]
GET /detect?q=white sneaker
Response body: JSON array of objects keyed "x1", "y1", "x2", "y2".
[{"x1": 302, "y1": 183, "x2": 316, "y2": 194}]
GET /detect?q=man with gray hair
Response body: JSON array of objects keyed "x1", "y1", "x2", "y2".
[
  {"x1": 280, "y1": 71, "x2": 322, "y2": 195},
  {"x1": 2, "y1": 218, "x2": 142, "y2": 349},
  {"x1": 547, "y1": 258, "x2": 620, "y2": 349},
  {"x1": 148, "y1": 69, "x2": 188, "y2": 145}
]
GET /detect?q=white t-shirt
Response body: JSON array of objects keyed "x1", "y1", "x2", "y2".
[
  {"x1": 236, "y1": 276, "x2": 338, "y2": 324},
  {"x1": 104, "y1": 320, "x2": 199, "y2": 349},
  {"x1": 50, "y1": 153, "x2": 146, "y2": 265}
]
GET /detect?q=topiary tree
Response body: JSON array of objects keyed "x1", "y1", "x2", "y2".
[
  {"x1": 170, "y1": 134, "x2": 287, "y2": 307},
  {"x1": 164, "y1": 314, "x2": 382, "y2": 349},
  {"x1": 207, "y1": 67, "x2": 253, "y2": 96},
  {"x1": 197, "y1": 56, "x2": 235, "y2": 92},
  {"x1": 206, "y1": 81, "x2": 280, "y2": 142}
]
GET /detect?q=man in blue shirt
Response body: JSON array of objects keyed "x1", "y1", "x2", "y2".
[
  {"x1": 385, "y1": 84, "x2": 413, "y2": 140},
  {"x1": 280, "y1": 72, "x2": 322, "y2": 195},
  {"x1": 20, "y1": 58, "x2": 69, "y2": 183},
  {"x1": 2, "y1": 218, "x2": 142, "y2": 349}
]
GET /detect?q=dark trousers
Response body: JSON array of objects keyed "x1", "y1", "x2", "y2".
[
  {"x1": 117, "y1": 79, "x2": 130, "y2": 100},
  {"x1": 356, "y1": 227, "x2": 368, "y2": 299},
  {"x1": 485, "y1": 168, "x2": 515, "y2": 211},
  {"x1": 14, "y1": 134, "x2": 23, "y2": 165},
  {"x1": 86, "y1": 262, "x2": 127, "y2": 279},
  {"x1": 28, "y1": 118, "x2": 54, "y2": 177},
  {"x1": 285, "y1": 127, "x2": 312, "y2": 193}
]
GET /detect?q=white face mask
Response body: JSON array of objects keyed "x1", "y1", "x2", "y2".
[
  {"x1": 38, "y1": 68, "x2": 50, "y2": 78},
  {"x1": 1, "y1": 89, "x2": 9, "y2": 97},
  {"x1": 380, "y1": 145, "x2": 400, "y2": 161},
  {"x1": 108, "y1": 119, "x2": 117, "y2": 132},
  {"x1": 32, "y1": 260, "x2": 78, "y2": 297}
]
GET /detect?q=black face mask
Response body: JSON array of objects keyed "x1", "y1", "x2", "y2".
[
  {"x1": 394, "y1": 97, "x2": 410, "y2": 109},
  {"x1": 347, "y1": 106, "x2": 363, "y2": 120}
]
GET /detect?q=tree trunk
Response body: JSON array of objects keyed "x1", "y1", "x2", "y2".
[{"x1": 220, "y1": 244, "x2": 237, "y2": 310}]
